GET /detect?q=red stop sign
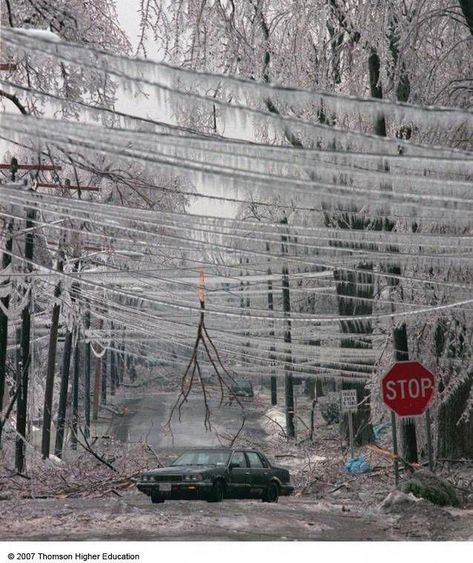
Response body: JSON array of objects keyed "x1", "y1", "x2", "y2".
[{"x1": 382, "y1": 361, "x2": 435, "y2": 417}]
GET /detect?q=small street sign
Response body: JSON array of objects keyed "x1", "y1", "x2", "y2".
[
  {"x1": 341, "y1": 389, "x2": 358, "y2": 413},
  {"x1": 382, "y1": 361, "x2": 435, "y2": 417},
  {"x1": 341, "y1": 389, "x2": 358, "y2": 459}
]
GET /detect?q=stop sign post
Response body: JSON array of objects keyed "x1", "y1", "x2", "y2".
[{"x1": 381, "y1": 361, "x2": 436, "y2": 484}]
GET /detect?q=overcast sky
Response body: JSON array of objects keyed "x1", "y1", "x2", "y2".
[
  {"x1": 116, "y1": 0, "x2": 141, "y2": 51},
  {"x1": 114, "y1": 0, "x2": 240, "y2": 218}
]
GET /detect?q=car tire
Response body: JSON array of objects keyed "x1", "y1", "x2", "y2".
[
  {"x1": 207, "y1": 480, "x2": 224, "y2": 503},
  {"x1": 151, "y1": 492, "x2": 165, "y2": 504},
  {"x1": 262, "y1": 482, "x2": 279, "y2": 503}
]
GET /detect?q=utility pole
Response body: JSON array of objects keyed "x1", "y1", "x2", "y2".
[
  {"x1": 84, "y1": 307, "x2": 91, "y2": 439},
  {"x1": 266, "y1": 242, "x2": 277, "y2": 405},
  {"x1": 281, "y1": 217, "x2": 295, "y2": 438},
  {"x1": 15, "y1": 198, "x2": 36, "y2": 473}
]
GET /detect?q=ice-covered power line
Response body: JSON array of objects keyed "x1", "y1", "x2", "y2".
[
  {"x1": 3, "y1": 187, "x2": 473, "y2": 293},
  {"x1": 1, "y1": 27, "x2": 473, "y2": 396},
  {"x1": 3, "y1": 114, "x2": 473, "y2": 214},
  {"x1": 3, "y1": 27, "x2": 473, "y2": 153}
]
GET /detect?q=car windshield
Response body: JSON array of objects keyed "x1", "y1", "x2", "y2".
[
  {"x1": 233, "y1": 382, "x2": 252, "y2": 392},
  {"x1": 171, "y1": 451, "x2": 231, "y2": 466}
]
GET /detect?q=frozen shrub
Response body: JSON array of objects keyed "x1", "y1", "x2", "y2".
[{"x1": 401, "y1": 470, "x2": 460, "y2": 507}]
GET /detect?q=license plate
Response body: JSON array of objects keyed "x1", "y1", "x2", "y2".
[{"x1": 159, "y1": 483, "x2": 172, "y2": 491}]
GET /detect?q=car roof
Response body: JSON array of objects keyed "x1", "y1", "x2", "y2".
[{"x1": 177, "y1": 448, "x2": 264, "y2": 456}]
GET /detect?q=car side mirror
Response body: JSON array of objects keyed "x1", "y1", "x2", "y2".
[{"x1": 229, "y1": 463, "x2": 240, "y2": 471}]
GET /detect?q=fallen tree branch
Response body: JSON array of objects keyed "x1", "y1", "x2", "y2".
[
  {"x1": 75, "y1": 427, "x2": 118, "y2": 473},
  {"x1": 228, "y1": 415, "x2": 246, "y2": 447},
  {"x1": 263, "y1": 414, "x2": 287, "y2": 439},
  {"x1": 0, "y1": 387, "x2": 19, "y2": 435}
]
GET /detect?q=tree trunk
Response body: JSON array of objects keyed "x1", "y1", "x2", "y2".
[
  {"x1": 92, "y1": 353, "x2": 102, "y2": 421},
  {"x1": 393, "y1": 322, "x2": 418, "y2": 462},
  {"x1": 436, "y1": 319, "x2": 473, "y2": 458},
  {"x1": 41, "y1": 253, "x2": 64, "y2": 458},
  {"x1": 368, "y1": 48, "x2": 418, "y2": 460},
  {"x1": 54, "y1": 329, "x2": 73, "y2": 458},
  {"x1": 110, "y1": 346, "x2": 117, "y2": 395},
  {"x1": 266, "y1": 242, "x2": 277, "y2": 405},
  {"x1": 101, "y1": 349, "x2": 107, "y2": 405},
  {"x1": 438, "y1": 372, "x2": 473, "y2": 458},
  {"x1": 92, "y1": 319, "x2": 104, "y2": 421},
  {"x1": 368, "y1": 49, "x2": 387, "y2": 136},
  {"x1": 0, "y1": 218, "x2": 13, "y2": 446},
  {"x1": 281, "y1": 218, "x2": 295, "y2": 438},
  {"x1": 333, "y1": 263, "x2": 375, "y2": 446},
  {"x1": 459, "y1": 0, "x2": 473, "y2": 35},
  {"x1": 71, "y1": 331, "x2": 80, "y2": 450}
]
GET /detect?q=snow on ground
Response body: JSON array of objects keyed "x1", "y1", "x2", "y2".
[{"x1": 1, "y1": 386, "x2": 473, "y2": 540}]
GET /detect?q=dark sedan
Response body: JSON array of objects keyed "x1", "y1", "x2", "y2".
[{"x1": 136, "y1": 448, "x2": 294, "y2": 504}]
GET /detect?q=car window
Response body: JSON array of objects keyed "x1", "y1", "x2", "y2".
[
  {"x1": 172, "y1": 451, "x2": 230, "y2": 466},
  {"x1": 246, "y1": 452, "x2": 264, "y2": 468},
  {"x1": 258, "y1": 453, "x2": 269, "y2": 468},
  {"x1": 231, "y1": 451, "x2": 247, "y2": 468}
]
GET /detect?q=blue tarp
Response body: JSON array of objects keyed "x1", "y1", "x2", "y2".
[{"x1": 345, "y1": 457, "x2": 371, "y2": 474}]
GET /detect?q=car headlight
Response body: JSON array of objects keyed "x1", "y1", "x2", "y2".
[
  {"x1": 184, "y1": 474, "x2": 204, "y2": 481},
  {"x1": 142, "y1": 475, "x2": 149, "y2": 482}
]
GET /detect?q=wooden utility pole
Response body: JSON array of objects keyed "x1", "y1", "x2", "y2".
[
  {"x1": 15, "y1": 201, "x2": 36, "y2": 473},
  {"x1": 0, "y1": 162, "x2": 61, "y2": 176},
  {"x1": 281, "y1": 217, "x2": 295, "y2": 438},
  {"x1": 84, "y1": 307, "x2": 91, "y2": 439}
]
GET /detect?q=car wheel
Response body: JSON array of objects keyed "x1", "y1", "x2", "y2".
[
  {"x1": 151, "y1": 492, "x2": 165, "y2": 504},
  {"x1": 207, "y1": 480, "x2": 224, "y2": 503},
  {"x1": 262, "y1": 482, "x2": 279, "y2": 503}
]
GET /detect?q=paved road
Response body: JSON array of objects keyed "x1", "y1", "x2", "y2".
[
  {"x1": 3, "y1": 391, "x2": 470, "y2": 541},
  {"x1": 0, "y1": 493, "x2": 398, "y2": 541},
  {"x1": 109, "y1": 391, "x2": 263, "y2": 452}
]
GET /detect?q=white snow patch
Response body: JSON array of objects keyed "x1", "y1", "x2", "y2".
[{"x1": 264, "y1": 407, "x2": 286, "y2": 429}]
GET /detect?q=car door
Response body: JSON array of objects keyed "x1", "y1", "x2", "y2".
[
  {"x1": 246, "y1": 451, "x2": 269, "y2": 495},
  {"x1": 227, "y1": 451, "x2": 251, "y2": 498}
]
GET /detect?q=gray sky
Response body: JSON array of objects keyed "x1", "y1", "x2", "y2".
[
  {"x1": 116, "y1": 0, "x2": 141, "y2": 51},
  {"x1": 114, "y1": 0, "x2": 241, "y2": 218}
]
